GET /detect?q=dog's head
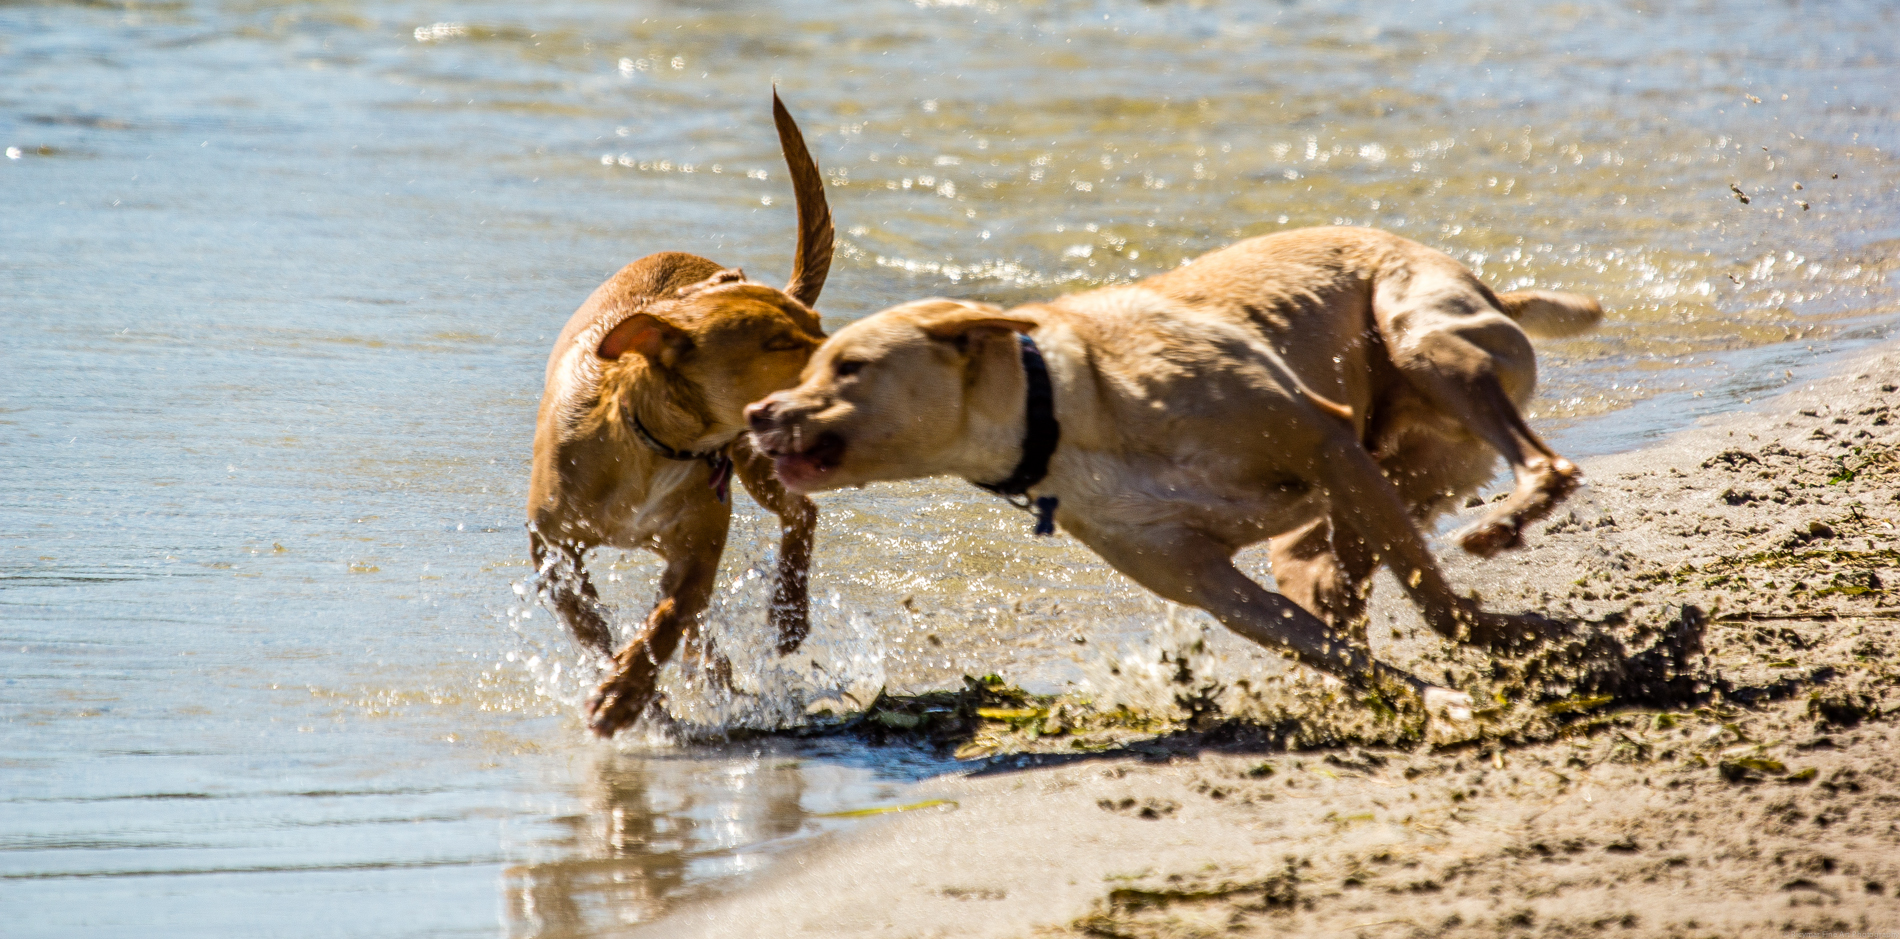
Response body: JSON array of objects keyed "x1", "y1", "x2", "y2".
[
  {"x1": 745, "y1": 297, "x2": 1036, "y2": 492},
  {"x1": 594, "y1": 273, "x2": 828, "y2": 434},
  {"x1": 572, "y1": 91, "x2": 835, "y2": 442}
]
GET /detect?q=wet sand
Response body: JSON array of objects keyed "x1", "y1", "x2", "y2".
[{"x1": 644, "y1": 342, "x2": 1900, "y2": 938}]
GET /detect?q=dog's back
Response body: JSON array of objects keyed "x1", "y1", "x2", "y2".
[{"x1": 1136, "y1": 225, "x2": 1599, "y2": 420}]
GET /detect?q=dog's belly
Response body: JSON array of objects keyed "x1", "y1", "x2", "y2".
[
  {"x1": 1187, "y1": 489, "x2": 1326, "y2": 548},
  {"x1": 1057, "y1": 452, "x2": 1327, "y2": 550}
]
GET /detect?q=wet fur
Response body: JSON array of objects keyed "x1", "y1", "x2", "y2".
[
  {"x1": 749, "y1": 226, "x2": 1599, "y2": 709},
  {"x1": 528, "y1": 95, "x2": 834, "y2": 737}
]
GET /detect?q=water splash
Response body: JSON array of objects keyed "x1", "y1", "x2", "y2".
[
  {"x1": 1077, "y1": 603, "x2": 1235, "y2": 721},
  {"x1": 505, "y1": 513, "x2": 894, "y2": 742}
]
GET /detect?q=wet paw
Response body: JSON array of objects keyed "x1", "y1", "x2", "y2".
[
  {"x1": 684, "y1": 649, "x2": 753, "y2": 697},
  {"x1": 584, "y1": 679, "x2": 659, "y2": 738},
  {"x1": 1455, "y1": 516, "x2": 1522, "y2": 557},
  {"x1": 1456, "y1": 461, "x2": 1582, "y2": 557}
]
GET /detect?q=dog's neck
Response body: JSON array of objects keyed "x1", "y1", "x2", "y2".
[
  {"x1": 947, "y1": 331, "x2": 1043, "y2": 487},
  {"x1": 973, "y1": 333, "x2": 1059, "y2": 497}
]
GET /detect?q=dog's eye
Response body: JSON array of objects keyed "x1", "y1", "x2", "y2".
[
  {"x1": 763, "y1": 335, "x2": 806, "y2": 352},
  {"x1": 833, "y1": 360, "x2": 865, "y2": 378}
]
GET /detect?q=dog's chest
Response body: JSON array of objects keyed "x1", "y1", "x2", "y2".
[{"x1": 600, "y1": 460, "x2": 712, "y2": 545}]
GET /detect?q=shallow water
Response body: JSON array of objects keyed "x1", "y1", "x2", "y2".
[{"x1": 3, "y1": 0, "x2": 1897, "y2": 934}]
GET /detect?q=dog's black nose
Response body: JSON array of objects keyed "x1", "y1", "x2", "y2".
[{"x1": 745, "y1": 398, "x2": 778, "y2": 433}]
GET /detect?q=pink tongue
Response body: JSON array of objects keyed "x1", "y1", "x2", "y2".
[
  {"x1": 774, "y1": 452, "x2": 819, "y2": 482},
  {"x1": 777, "y1": 448, "x2": 840, "y2": 492}
]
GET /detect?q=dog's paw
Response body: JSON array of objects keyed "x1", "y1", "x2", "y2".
[
  {"x1": 1423, "y1": 687, "x2": 1473, "y2": 722},
  {"x1": 683, "y1": 649, "x2": 757, "y2": 698},
  {"x1": 1454, "y1": 516, "x2": 1521, "y2": 557},
  {"x1": 584, "y1": 679, "x2": 660, "y2": 738}
]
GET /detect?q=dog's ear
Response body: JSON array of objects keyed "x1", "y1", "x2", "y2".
[
  {"x1": 915, "y1": 300, "x2": 1036, "y2": 345},
  {"x1": 597, "y1": 312, "x2": 689, "y2": 362}
]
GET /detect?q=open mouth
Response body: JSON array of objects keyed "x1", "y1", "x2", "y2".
[{"x1": 768, "y1": 431, "x2": 846, "y2": 490}]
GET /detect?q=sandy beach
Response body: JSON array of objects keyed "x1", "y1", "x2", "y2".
[{"x1": 643, "y1": 341, "x2": 1900, "y2": 939}]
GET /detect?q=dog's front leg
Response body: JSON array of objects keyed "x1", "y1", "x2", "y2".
[
  {"x1": 734, "y1": 441, "x2": 816, "y2": 654},
  {"x1": 584, "y1": 519, "x2": 728, "y2": 737},
  {"x1": 1074, "y1": 521, "x2": 1465, "y2": 715},
  {"x1": 529, "y1": 532, "x2": 614, "y2": 658}
]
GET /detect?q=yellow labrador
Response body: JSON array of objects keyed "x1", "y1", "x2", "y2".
[
  {"x1": 746, "y1": 227, "x2": 1599, "y2": 711},
  {"x1": 529, "y1": 94, "x2": 832, "y2": 736}
]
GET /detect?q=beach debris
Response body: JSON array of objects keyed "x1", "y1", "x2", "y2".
[
  {"x1": 1074, "y1": 863, "x2": 1302, "y2": 931},
  {"x1": 814, "y1": 798, "x2": 957, "y2": 819},
  {"x1": 1729, "y1": 183, "x2": 1750, "y2": 204},
  {"x1": 1718, "y1": 755, "x2": 1786, "y2": 782},
  {"x1": 1098, "y1": 796, "x2": 1178, "y2": 820},
  {"x1": 1543, "y1": 694, "x2": 1616, "y2": 715},
  {"x1": 1808, "y1": 688, "x2": 1881, "y2": 727}
]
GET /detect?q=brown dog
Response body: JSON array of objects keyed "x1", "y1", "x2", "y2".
[
  {"x1": 747, "y1": 227, "x2": 1600, "y2": 713},
  {"x1": 529, "y1": 94, "x2": 833, "y2": 737}
]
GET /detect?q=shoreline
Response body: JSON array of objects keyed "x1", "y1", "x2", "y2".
[
  {"x1": 641, "y1": 340, "x2": 1900, "y2": 938},
  {"x1": 1542, "y1": 317, "x2": 1898, "y2": 465}
]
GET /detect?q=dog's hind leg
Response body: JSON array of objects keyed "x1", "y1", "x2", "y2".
[
  {"x1": 733, "y1": 439, "x2": 817, "y2": 654},
  {"x1": 1307, "y1": 429, "x2": 1569, "y2": 652},
  {"x1": 584, "y1": 513, "x2": 729, "y2": 737},
  {"x1": 1272, "y1": 425, "x2": 1506, "y2": 642},
  {"x1": 530, "y1": 531, "x2": 615, "y2": 658},
  {"x1": 1376, "y1": 277, "x2": 1580, "y2": 557}
]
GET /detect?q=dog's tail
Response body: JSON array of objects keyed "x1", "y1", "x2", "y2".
[
  {"x1": 774, "y1": 90, "x2": 834, "y2": 310},
  {"x1": 1494, "y1": 290, "x2": 1603, "y2": 339}
]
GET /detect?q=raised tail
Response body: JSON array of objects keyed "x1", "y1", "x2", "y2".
[
  {"x1": 1494, "y1": 290, "x2": 1603, "y2": 339},
  {"x1": 773, "y1": 90, "x2": 834, "y2": 310}
]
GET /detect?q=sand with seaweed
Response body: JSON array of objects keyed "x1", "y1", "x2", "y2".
[{"x1": 644, "y1": 344, "x2": 1900, "y2": 939}]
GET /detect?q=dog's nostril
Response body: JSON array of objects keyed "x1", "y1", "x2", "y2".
[{"x1": 745, "y1": 399, "x2": 777, "y2": 430}]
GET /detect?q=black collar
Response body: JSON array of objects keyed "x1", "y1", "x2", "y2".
[
  {"x1": 633, "y1": 415, "x2": 734, "y2": 504},
  {"x1": 975, "y1": 333, "x2": 1061, "y2": 535}
]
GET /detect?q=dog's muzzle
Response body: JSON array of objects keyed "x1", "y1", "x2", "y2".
[{"x1": 745, "y1": 393, "x2": 844, "y2": 490}]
